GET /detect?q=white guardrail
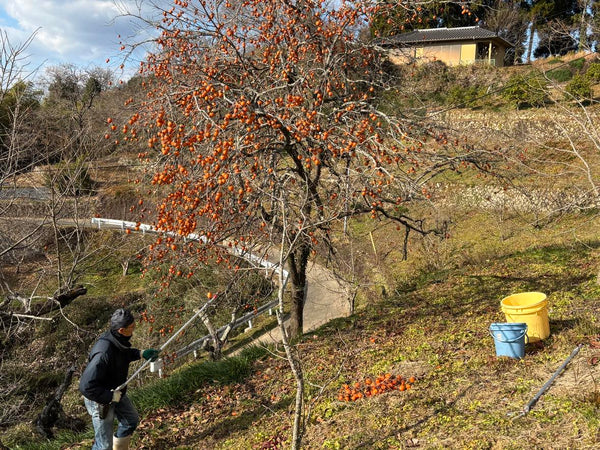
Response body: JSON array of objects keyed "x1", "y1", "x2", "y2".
[{"x1": 91, "y1": 218, "x2": 288, "y2": 375}]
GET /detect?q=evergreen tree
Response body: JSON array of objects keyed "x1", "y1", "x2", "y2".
[
  {"x1": 483, "y1": 1, "x2": 530, "y2": 64},
  {"x1": 527, "y1": 0, "x2": 580, "y2": 59},
  {"x1": 371, "y1": 1, "x2": 495, "y2": 37},
  {"x1": 0, "y1": 80, "x2": 41, "y2": 171},
  {"x1": 586, "y1": 0, "x2": 600, "y2": 50}
]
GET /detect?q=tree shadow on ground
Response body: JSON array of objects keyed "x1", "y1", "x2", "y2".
[
  {"x1": 175, "y1": 397, "x2": 294, "y2": 446},
  {"x1": 354, "y1": 383, "x2": 475, "y2": 448},
  {"x1": 383, "y1": 240, "x2": 599, "y2": 330}
]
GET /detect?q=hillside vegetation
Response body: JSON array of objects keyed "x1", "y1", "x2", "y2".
[{"x1": 2, "y1": 53, "x2": 600, "y2": 448}]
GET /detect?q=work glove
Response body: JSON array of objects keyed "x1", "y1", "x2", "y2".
[
  {"x1": 111, "y1": 389, "x2": 122, "y2": 403},
  {"x1": 142, "y1": 348, "x2": 160, "y2": 361}
]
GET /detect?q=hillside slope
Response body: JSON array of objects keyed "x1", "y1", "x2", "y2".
[{"x1": 3, "y1": 54, "x2": 600, "y2": 449}]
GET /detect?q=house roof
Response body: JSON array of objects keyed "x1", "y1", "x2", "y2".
[{"x1": 381, "y1": 26, "x2": 514, "y2": 48}]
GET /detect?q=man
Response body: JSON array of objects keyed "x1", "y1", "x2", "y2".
[{"x1": 79, "y1": 308, "x2": 159, "y2": 450}]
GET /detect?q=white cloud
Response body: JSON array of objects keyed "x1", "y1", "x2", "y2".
[{"x1": 0, "y1": 0, "x2": 164, "y2": 75}]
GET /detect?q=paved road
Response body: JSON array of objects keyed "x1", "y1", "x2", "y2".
[
  {"x1": 253, "y1": 259, "x2": 352, "y2": 345},
  {"x1": 88, "y1": 218, "x2": 352, "y2": 345}
]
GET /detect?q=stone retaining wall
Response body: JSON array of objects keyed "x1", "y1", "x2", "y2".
[{"x1": 438, "y1": 108, "x2": 592, "y2": 144}]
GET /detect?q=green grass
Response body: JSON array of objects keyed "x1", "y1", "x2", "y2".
[
  {"x1": 546, "y1": 68, "x2": 573, "y2": 82},
  {"x1": 11, "y1": 220, "x2": 600, "y2": 448},
  {"x1": 10, "y1": 345, "x2": 268, "y2": 450},
  {"x1": 132, "y1": 345, "x2": 268, "y2": 413},
  {"x1": 569, "y1": 57, "x2": 586, "y2": 71}
]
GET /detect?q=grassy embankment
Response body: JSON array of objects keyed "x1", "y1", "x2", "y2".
[{"x1": 7, "y1": 52, "x2": 600, "y2": 448}]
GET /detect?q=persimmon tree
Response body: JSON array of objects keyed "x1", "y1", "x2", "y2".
[
  {"x1": 125, "y1": 0, "x2": 496, "y2": 333},
  {"x1": 121, "y1": 1, "x2": 502, "y2": 446}
]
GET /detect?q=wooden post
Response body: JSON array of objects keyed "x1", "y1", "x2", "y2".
[{"x1": 369, "y1": 231, "x2": 377, "y2": 258}]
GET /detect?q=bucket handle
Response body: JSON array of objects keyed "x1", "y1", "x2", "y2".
[{"x1": 490, "y1": 327, "x2": 529, "y2": 344}]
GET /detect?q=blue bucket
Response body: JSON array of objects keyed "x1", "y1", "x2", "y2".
[{"x1": 489, "y1": 322, "x2": 528, "y2": 359}]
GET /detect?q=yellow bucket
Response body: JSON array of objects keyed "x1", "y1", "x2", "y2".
[{"x1": 500, "y1": 292, "x2": 550, "y2": 342}]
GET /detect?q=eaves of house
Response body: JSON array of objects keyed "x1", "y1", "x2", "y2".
[{"x1": 379, "y1": 26, "x2": 514, "y2": 49}]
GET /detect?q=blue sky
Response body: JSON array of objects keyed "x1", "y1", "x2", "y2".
[{"x1": 0, "y1": 0, "x2": 165, "y2": 80}]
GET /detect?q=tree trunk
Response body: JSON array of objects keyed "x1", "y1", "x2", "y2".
[
  {"x1": 526, "y1": 20, "x2": 536, "y2": 63},
  {"x1": 2, "y1": 285, "x2": 87, "y2": 319},
  {"x1": 288, "y1": 242, "x2": 310, "y2": 338},
  {"x1": 121, "y1": 259, "x2": 129, "y2": 276},
  {"x1": 578, "y1": 0, "x2": 589, "y2": 51},
  {"x1": 276, "y1": 309, "x2": 305, "y2": 450},
  {"x1": 201, "y1": 312, "x2": 223, "y2": 360},
  {"x1": 34, "y1": 365, "x2": 85, "y2": 438},
  {"x1": 32, "y1": 285, "x2": 87, "y2": 316},
  {"x1": 290, "y1": 352, "x2": 305, "y2": 450},
  {"x1": 54, "y1": 285, "x2": 87, "y2": 307}
]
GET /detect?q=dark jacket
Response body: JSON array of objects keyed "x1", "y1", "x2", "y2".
[{"x1": 79, "y1": 330, "x2": 141, "y2": 404}]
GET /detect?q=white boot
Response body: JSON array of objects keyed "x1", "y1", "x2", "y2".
[{"x1": 113, "y1": 435, "x2": 131, "y2": 450}]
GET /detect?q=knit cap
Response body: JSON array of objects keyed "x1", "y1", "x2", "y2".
[{"x1": 110, "y1": 308, "x2": 134, "y2": 331}]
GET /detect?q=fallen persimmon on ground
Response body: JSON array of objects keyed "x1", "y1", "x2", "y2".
[{"x1": 338, "y1": 373, "x2": 416, "y2": 402}]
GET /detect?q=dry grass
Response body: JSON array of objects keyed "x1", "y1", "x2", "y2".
[
  {"x1": 5, "y1": 58, "x2": 600, "y2": 449},
  {"x1": 68, "y1": 207, "x2": 598, "y2": 450}
]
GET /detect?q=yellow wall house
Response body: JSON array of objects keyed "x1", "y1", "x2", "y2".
[{"x1": 382, "y1": 26, "x2": 514, "y2": 67}]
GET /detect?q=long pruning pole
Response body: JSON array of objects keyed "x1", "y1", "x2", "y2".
[
  {"x1": 115, "y1": 295, "x2": 217, "y2": 392},
  {"x1": 511, "y1": 343, "x2": 583, "y2": 419}
]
